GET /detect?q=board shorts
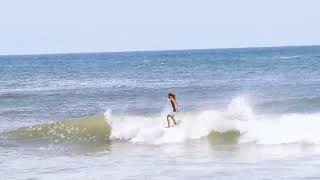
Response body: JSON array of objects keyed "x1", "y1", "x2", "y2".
[{"x1": 168, "y1": 111, "x2": 177, "y2": 117}]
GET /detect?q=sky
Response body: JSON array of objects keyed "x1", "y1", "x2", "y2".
[{"x1": 0, "y1": 0, "x2": 320, "y2": 55}]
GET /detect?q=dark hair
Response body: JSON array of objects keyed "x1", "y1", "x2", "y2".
[{"x1": 168, "y1": 92, "x2": 176, "y2": 100}]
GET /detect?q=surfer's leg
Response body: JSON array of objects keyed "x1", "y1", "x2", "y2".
[
  {"x1": 171, "y1": 116, "x2": 177, "y2": 125},
  {"x1": 166, "y1": 115, "x2": 171, "y2": 128}
]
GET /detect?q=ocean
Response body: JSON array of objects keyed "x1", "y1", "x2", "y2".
[{"x1": 1, "y1": 46, "x2": 320, "y2": 179}]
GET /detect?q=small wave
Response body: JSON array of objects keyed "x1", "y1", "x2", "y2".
[
  {"x1": 0, "y1": 79, "x2": 137, "y2": 95},
  {"x1": 2, "y1": 116, "x2": 111, "y2": 144},
  {"x1": 0, "y1": 92, "x2": 31, "y2": 99},
  {"x1": 272, "y1": 55, "x2": 300, "y2": 60},
  {"x1": 0, "y1": 108, "x2": 34, "y2": 116}
]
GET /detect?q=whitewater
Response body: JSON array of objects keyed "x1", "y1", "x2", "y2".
[{"x1": 104, "y1": 96, "x2": 320, "y2": 145}]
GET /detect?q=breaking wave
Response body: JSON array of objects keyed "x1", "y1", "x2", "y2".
[
  {"x1": 3, "y1": 96, "x2": 320, "y2": 146},
  {"x1": 106, "y1": 96, "x2": 320, "y2": 145}
]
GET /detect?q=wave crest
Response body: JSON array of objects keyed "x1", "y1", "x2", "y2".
[{"x1": 3, "y1": 116, "x2": 111, "y2": 144}]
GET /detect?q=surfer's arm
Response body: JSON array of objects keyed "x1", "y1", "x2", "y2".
[{"x1": 172, "y1": 99, "x2": 178, "y2": 112}]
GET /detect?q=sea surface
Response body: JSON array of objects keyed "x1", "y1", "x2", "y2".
[{"x1": 1, "y1": 46, "x2": 320, "y2": 179}]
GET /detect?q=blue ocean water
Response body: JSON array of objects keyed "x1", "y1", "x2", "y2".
[
  {"x1": 1, "y1": 46, "x2": 320, "y2": 125},
  {"x1": 1, "y1": 46, "x2": 320, "y2": 179}
]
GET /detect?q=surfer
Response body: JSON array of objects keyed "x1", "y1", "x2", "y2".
[{"x1": 166, "y1": 92, "x2": 179, "y2": 128}]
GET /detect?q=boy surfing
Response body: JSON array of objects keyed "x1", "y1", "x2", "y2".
[{"x1": 166, "y1": 92, "x2": 180, "y2": 128}]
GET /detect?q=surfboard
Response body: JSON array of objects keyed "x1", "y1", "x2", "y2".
[{"x1": 175, "y1": 119, "x2": 182, "y2": 126}]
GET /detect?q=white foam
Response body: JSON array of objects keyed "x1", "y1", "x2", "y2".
[
  {"x1": 273, "y1": 55, "x2": 300, "y2": 59},
  {"x1": 105, "y1": 96, "x2": 320, "y2": 145}
]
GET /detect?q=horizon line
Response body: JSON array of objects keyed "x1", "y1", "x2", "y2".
[{"x1": 1, "y1": 44, "x2": 319, "y2": 57}]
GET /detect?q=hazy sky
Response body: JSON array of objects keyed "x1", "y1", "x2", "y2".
[{"x1": 1, "y1": 0, "x2": 320, "y2": 55}]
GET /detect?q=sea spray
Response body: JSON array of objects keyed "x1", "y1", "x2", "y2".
[
  {"x1": 105, "y1": 96, "x2": 252, "y2": 144},
  {"x1": 105, "y1": 96, "x2": 320, "y2": 145}
]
